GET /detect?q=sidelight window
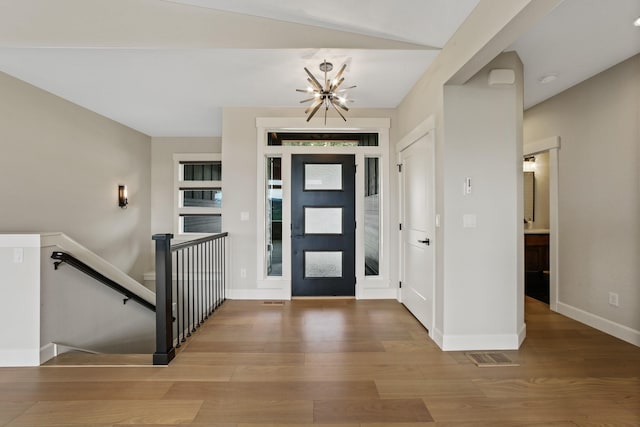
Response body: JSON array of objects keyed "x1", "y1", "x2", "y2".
[
  {"x1": 266, "y1": 157, "x2": 282, "y2": 276},
  {"x1": 364, "y1": 157, "x2": 380, "y2": 276}
]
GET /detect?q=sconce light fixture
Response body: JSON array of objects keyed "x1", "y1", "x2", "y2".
[
  {"x1": 118, "y1": 185, "x2": 128, "y2": 209},
  {"x1": 523, "y1": 156, "x2": 536, "y2": 172}
]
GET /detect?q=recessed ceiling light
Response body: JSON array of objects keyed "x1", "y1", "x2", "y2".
[
  {"x1": 538, "y1": 74, "x2": 557, "y2": 84},
  {"x1": 634, "y1": 16, "x2": 640, "y2": 27}
]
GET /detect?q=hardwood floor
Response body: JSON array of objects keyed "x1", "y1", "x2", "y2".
[{"x1": 1, "y1": 297, "x2": 639, "y2": 426}]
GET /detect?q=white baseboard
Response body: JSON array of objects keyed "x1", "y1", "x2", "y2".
[
  {"x1": 227, "y1": 287, "x2": 398, "y2": 300},
  {"x1": 358, "y1": 287, "x2": 398, "y2": 300},
  {"x1": 0, "y1": 349, "x2": 40, "y2": 367},
  {"x1": 226, "y1": 288, "x2": 291, "y2": 300},
  {"x1": 432, "y1": 328, "x2": 444, "y2": 349},
  {"x1": 518, "y1": 322, "x2": 527, "y2": 346},
  {"x1": 39, "y1": 342, "x2": 57, "y2": 364},
  {"x1": 440, "y1": 333, "x2": 521, "y2": 351},
  {"x1": 556, "y1": 302, "x2": 640, "y2": 347}
]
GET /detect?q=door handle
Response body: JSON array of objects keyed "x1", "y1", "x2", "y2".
[{"x1": 418, "y1": 238, "x2": 430, "y2": 245}]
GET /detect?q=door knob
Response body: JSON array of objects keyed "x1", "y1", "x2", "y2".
[{"x1": 418, "y1": 238, "x2": 430, "y2": 245}]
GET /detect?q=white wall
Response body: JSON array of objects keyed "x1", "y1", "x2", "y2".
[
  {"x1": 0, "y1": 72, "x2": 152, "y2": 281},
  {"x1": 150, "y1": 137, "x2": 221, "y2": 237},
  {"x1": 524, "y1": 54, "x2": 640, "y2": 343},
  {"x1": 0, "y1": 235, "x2": 40, "y2": 366},
  {"x1": 441, "y1": 52, "x2": 524, "y2": 350}
]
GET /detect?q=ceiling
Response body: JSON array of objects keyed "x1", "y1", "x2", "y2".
[{"x1": 0, "y1": 0, "x2": 638, "y2": 137}]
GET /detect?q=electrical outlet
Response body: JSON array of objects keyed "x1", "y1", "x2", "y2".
[
  {"x1": 240, "y1": 268, "x2": 247, "y2": 279},
  {"x1": 608, "y1": 292, "x2": 619, "y2": 307}
]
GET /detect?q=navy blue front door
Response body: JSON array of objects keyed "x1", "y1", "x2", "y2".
[{"x1": 291, "y1": 154, "x2": 356, "y2": 296}]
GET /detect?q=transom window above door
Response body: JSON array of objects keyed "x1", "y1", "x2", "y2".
[{"x1": 267, "y1": 132, "x2": 378, "y2": 147}]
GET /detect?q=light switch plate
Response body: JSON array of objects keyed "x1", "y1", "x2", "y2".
[
  {"x1": 240, "y1": 211, "x2": 249, "y2": 221},
  {"x1": 463, "y1": 214, "x2": 477, "y2": 228},
  {"x1": 13, "y1": 248, "x2": 24, "y2": 263}
]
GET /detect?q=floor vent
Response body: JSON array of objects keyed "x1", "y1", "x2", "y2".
[
  {"x1": 262, "y1": 301, "x2": 285, "y2": 306},
  {"x1": 466, "y1": 352, "x2": 519, "y2": 367}
]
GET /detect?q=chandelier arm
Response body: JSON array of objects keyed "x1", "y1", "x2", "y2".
[
  {"x1": 330, "y1": 100, "x2": 347, "y2": 121},
  {"x1": 306, "y1": 101, "x2": 323, "y2": 121},
  {"x1": 335, "y1": 101, "x2": 349, "y2": 112},
  {"x1": 330, "y1": 77, "x2": 345, "y2": 92},
  {"x1": 304, "y1": 68, "x2": 323, "y2": 91},
  {"x1": 299, "y1": 97, "x2": 316, "y2": 104},
  {"x1": 304, "y1": 98, "x2": 322, "y2": 114},
  {"x1": 335, "y1": 63, "x2": 347, "y2": 80}
]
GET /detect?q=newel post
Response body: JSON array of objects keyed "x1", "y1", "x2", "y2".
[{"x1": 152, "y1": 233, "x2": 175, "y2": 365}]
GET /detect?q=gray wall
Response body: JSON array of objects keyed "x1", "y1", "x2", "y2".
[
  {"x1": 0, "y1": 72, "x2": 152, "y2": 281},
  {"x1": 524, "y1": 54, "x2": 640, "y2": 333}
]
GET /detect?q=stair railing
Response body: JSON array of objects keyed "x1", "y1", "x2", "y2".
[{"x1": 152, "y1": 232, "x2": 228, "y2": 365}]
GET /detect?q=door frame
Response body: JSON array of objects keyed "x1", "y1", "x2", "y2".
[
  {"x1": 396, "y1": 116, "x2": 436, "y2": 333},
  {"x1": 255, "y1": 117, "x2": 391, "y2": 299},
  {"x1": 524, "y1": 136, "x2": 560, "y2": 311},
  {"x1": 291, "y1": 154, "x2": 356, "y2": 297}
]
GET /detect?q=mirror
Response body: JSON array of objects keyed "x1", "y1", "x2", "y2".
[{"x1": 523, "y1": 171, "x2": 535, "y2": 224}]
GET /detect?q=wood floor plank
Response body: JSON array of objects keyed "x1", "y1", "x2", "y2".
[
  {"x1": 375, "y1": 379, "x2": 485, "y2": 399},
  {"x1": 164, "y1": 380, "x2": 379, "y2": 401},
  {"x1": 3, "y1": 367, "x2": 160, "y2": 383},
  {"x1": 0, "y1": 381, "x2": 172, "y2": 401},
  {"x1": 424, "y1": 396, "x2": 638, "y2": 424},
  {"x1": 305, "y1": 351, "x2": 459, "y2": 366},
  {"x1": 230, "y1": 364, "x2": 427, "y2": 382},
  {"x1": 170, "y1": 352, "x2": 305, "y2": 366},
  {"x1": 0, "y1": 402, "x2": 35, "y2": 427},
  {"x1": 473, "y1": 376, "x2": 640, "y2": 400},
  {"x1": 148, "y1": 365, "x2": 235, "y2": 382},
  {"x1": 236, "y1": 424, "x2": 358, "y2": 427},
  {"x1": 313, "y1": 398, "x2": 433, "y2": 423},
  {"x1": 192, "y1": 399, "x2": 313, "y2": 424},
  {"x1": 8, "y1": 400, "x2": 203, "y2": 425}
]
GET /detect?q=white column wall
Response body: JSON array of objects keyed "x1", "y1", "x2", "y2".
[{"x1": 0, "y1": 235, "x2": 40, "y2": 366}]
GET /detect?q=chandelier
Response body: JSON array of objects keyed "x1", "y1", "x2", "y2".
[{"x1": 297, "y1": 60, "x2": 356, "y2": 123}]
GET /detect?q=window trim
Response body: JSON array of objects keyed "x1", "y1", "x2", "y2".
[{"x1": 173, "y1": 153, "x2": 222, "y2": 239}]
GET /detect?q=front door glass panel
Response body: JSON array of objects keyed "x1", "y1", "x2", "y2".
[
  {"x1": 305, "y1": 251, "x2": 343, "y2": 278},
  {"x1": 304, "y1": 207, "x2": 342, "y2": 234},
  {"x1": 304, "y1": 164, "x2": 342, "y2": 190}
]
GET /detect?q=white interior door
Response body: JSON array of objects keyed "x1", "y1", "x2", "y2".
[{"x1": 400, "y1": 133, "x2": 435, "y2": 331}]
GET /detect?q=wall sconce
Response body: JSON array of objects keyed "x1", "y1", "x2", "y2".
[
  {"x1": 523, "y1": 156, "x2": 536, "y2": 172},
  {"x1": 118, "y1": 185, "x2": 128, "y2": 209}
]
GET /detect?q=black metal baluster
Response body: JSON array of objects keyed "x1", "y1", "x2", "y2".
[
  {"x1": 198, "y1": 242, "x2": 202, "y2": 326},
  {"x1": 210, "y1": 239, "x2": 213, "y2": 314},
  {"x1": 181, "y1": 249, "x2": 186, "y2": 342},
  {"x1": 175, "y1": 251, "x2": 181, "y2": 348},
  {"x1": 191, "y1": 245, "x2": 196, "y2": 333},
  {"x1": 206, "y1": 240, "x2": 211, "y2": 316},
  {"x1": 216, "y1": 237, "x2": 221, "y2": 307}
]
